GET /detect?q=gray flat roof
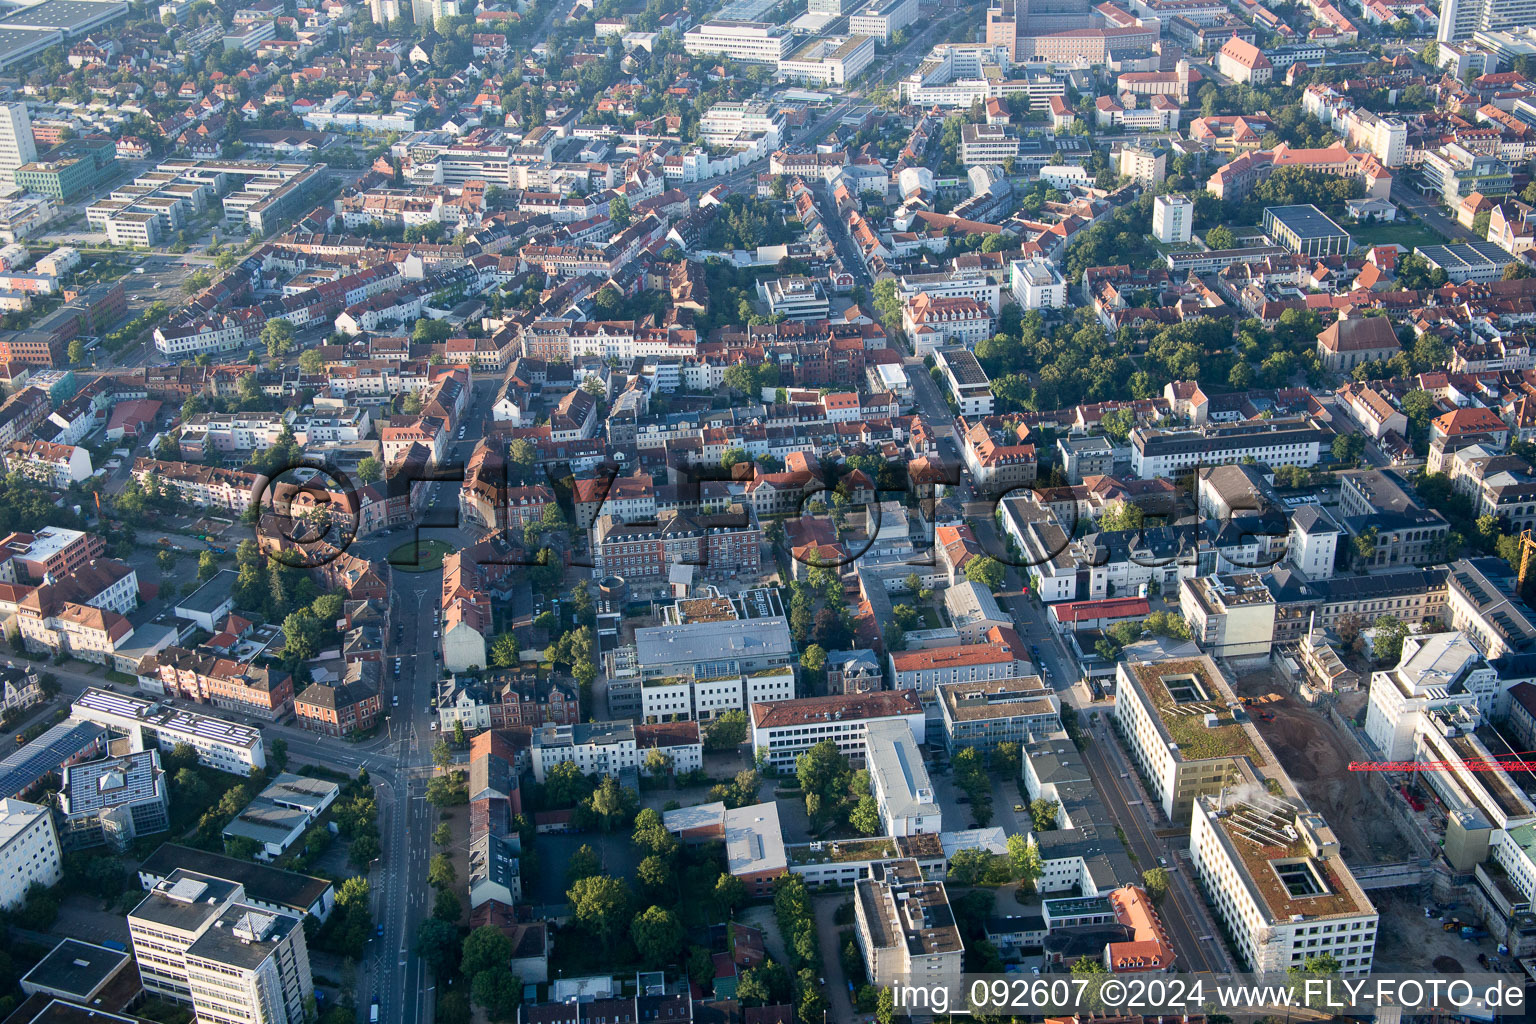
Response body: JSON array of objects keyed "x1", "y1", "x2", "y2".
[
  {"x1": 130, "y1": 870, "x2": 241, "y2": 933},
  {"x1": 0, "y1": 0, "x2": 125, "y2": 33},
  {"x1": 0, "y1": 26, "x2": 60, "y2": 67},
  {"x1": 19, "y1": 939, "x2": 128, "y2": 999},
  {"x1": 175, "y1": 568, "x2": 237, "y2": 615},
  {"x1": 633, "y1": 616, "x2": 792, "y2": 667},
  {"x1": 1419, "y1": 241, "x2": 1516, "y2": 269},
  {"x1": 1263, "y1": 203, "x2": 1349, "y2": 239},
  {"x1": 138, "y1": 842, "x2": 332, "y2": 914}
]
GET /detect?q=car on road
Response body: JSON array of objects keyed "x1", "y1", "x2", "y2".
[
  {"x1": 1013, "y1": 803, "x2": 1023, "y2": 812},
  {"x1": 1158, "y1": 856, "x2": 1168, "y2": 867},
  {"x1": 430, "y1": 722, "x2": 438, "y2": 731},
  {"x1": 392, "y1": 695, "x2": 398, "y2": 706}
]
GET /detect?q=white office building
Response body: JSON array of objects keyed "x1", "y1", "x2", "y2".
[
  {"x1": 1153, "y1": 193, "x2": 1193, "y2": 243},
  {"x1": 1008, "y1": 257, "x2": 1067, "y2": 309},
  {"x1": 0, "y1": 798, "x2": 60, "y2": 909},
  {"x1": 0, "y1": 104, "x2": 36, "y2": 187},
  {"x1": 129, "y1": 870, "x2": 314, "y2": 1024},
  {"x1": 683, "y1": 21, "x2": 794, "y2": 63},
  {"x1": 1190, "y1": 794, "x2": 1377, "y2": 973},
  {"x1": 1363, "y1": 631, "x2": 1496, "y2": 760},
  {"x1": 865, "y1": 719, "x2": 941, "y2": 837},
  {"x1": 751, "y1": 691, "x2": 926, "y2": 770},
  {"x1": 71, "y1": 688, "x2": 266, "y2": 776},
  {"x1": 848, "y1": 0, "x2": 918, "y2": 42}
]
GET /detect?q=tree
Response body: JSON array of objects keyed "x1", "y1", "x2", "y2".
[
  {"x1": 1029, "y1": 798, "x2": 1058, "y2": 832},
  {"x1": 198, "y1": 550, "x2": 218, "y2": 581},
  {"x1": 587, "y1": 775, "x2": 635, "y2": 831},
  {"x1": 1007, "y1": 833, "x2": 1043, "y2": 892},
  {"x1": 453, "y1": 719, "x2": 466, "y2": 748},
  {"x1": 631, "y1": 905, "x2": 685, "y2": 967},
  {"x1": 67, "y1": 339, "x2": 85, "y2": 365},
  {"x1": 428, "y1": 852, "x2": 456, "y2": 888},
  {"x1": 566, "y1": 843, "x2": 601, "y2": 885},
  {"x1": 704, "y1": 709, "x2": 748, "y2": 751},
  {"x1": 642, "y1": 746, "x2": 673, "y2": 779},
  {"x1": 298, "y1": 349, "x2": 325, "y2": 375},
  {"x1": 433, "y1": 822, "x2": 452, "y2": 846},
  {"x1": 433, "y1": 739, "x2": 453, "y2": 770},
  {"x1": 433, "y1": 888, "x2": 461, "y2": 922},
  {"x1": 1142, "y1": 867, "x2": 1171, "y2": 904},
  {"x1": 964, "y1": 556, "x2": 1005, "y2": 590},
  {"x1": 471, "y1": 966, "x2": 521, "y2": 1020},
  {"x1": 1331, "y1": 433, "x2": 1365, "y2": 465},
  {"x1": 415, "y1": 918, "x2": 461, "y2": 979},
  {"x1": 281, "y1": 609, "x2": 320, "y2": 661},
  {"x1": 800, "y1": 643, "x2": 826, "y2": 676},
  {"x1": 633, "y1": 808, "x2": 679, "y2": 856},
  {"x1": 461, "y1": 925, "x2": 515, "y2": 978},
  {"x1": 1373, "y1": 615, "x2": 1409, "y2": 664},
  {"x1": 714, "y1": 871, "x2": 747, "y2": 917},
  {"x1": 1206, "y1": 225, "x2": 1236, "y2": 249},
  {"x1": 609, "y1": 195, "x2": 631, "y2": 229},
  {"x1": 849, "y1": 794, "x2": 880, "y2": 834},
  {"x1": 261, "y1": 319, "x2": 295, "y2": 360},
  {"x1": 356, "y1": 456, "x2": 382, "y2": 483},
  {"x1": 490, "y1": 631, "x2": 521, "y2": 668},
  {"x1": 567, "y1": 874, "x2": 631, "y2": 952}
]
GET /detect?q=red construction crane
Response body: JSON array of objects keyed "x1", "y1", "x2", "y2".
[{"x1": 1349, "y1": 751, "x2": 1536, "y2": 773}]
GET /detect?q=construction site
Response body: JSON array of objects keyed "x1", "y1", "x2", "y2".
[{"x1": 1232, "y1": 668, "x2": 1416, "y2": 869}]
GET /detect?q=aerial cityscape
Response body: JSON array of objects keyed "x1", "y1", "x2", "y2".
[{"x1": 0, "y1": 0, "x2": 1534, "y2": 1018}]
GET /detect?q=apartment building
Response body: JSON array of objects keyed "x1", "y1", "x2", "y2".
[
  {"x1": 1152, "y1": 193, "x2": 1192, "y2": 243},
  {"x1": 0, "y1": 799, "x2": 61, "y2": 909},
  {"x1": 530, "y1": 721, "x2": 640, "y2": 782},
  {"x1": 854, "y1": 859, "x2": 964, "y2": 990},
  {"x1": 72, "y1": 687, "x2": 266, "y2": 776},
  {"x1": 1190, "y1": 794, "x2": 1377, "y2": 973},
  {"x1": 1112, "y1": 657, "x2": 1264, "y2": 823},
  {"x1": 750, "y1": 690, "x2": 925, "y2": 770}
]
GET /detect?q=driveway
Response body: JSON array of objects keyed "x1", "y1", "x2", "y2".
[{"x1": 813, "y1": 891, "x2": 862, "y2": 1024}]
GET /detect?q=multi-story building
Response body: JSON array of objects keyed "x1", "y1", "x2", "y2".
[
  {"x1": 592, "y1": 508, "x2": 762, "y2": 591},
  {"x1": 960, "y1": 416, "x2": 1039, "y2": 492},
  {"x1": 888, "y1": 627, "x2": 1026, "y2": 705},
  {"x1": 1179, "y1": 573, "x2": 1278, "y2": 661},
  {"x1": 959, "y1": 124, "x2": 1021, "y2": 165},
  {"x1": 129, "y1": 870, "x2": 314, "y2": 1024},
  {"x1": 530, "y1": 721, "x2": 640, "y2": 781},
  {"x1": 0, "y1": 526, "x2": 105, "y2": 581},
  {"x1": 903, "y1": 293, "x2": 995, "y2": 355},
  {"x1": 1112, "y1": 656, "x2": 1264, "y2": 823},
  {"x1": 937, "y1": 677, "x2": 1060, "y2": 754},
  {"x1": 1130, "y1": 418, "x2": 1329, "y2": 479},
  {"x1": 1445, "y1": 556, "x2": 1536, "y2": 658},
  {"x1": 436, "y1": 670, "x2": 579, "y2": 731},
  {"x1": 848, "y1": 0, "x2": 918, "y2": 41},
  {"x1": 0, "y1": 104, "x2": 33, "y2": 188},
  {"x1": 682, "y1": 20, "x2": 794, "y2": 63},
  {"x1": 1420, "y1": 146, "x2": 1512, "y2": 206},
  {"x1": 148, "y1": 648, "x2": 295, "y2": 720},
  {"x1": 0, "y1": 798, "x2": 61, "y2": 909},
  {"x1": 854, "y1": 859, "x2": 964, "y2": 990},
  {"x1": 58, "y1": 750, "x2": 170, "y2": 851},
  {"x1": 1441, "y1": 0, "x2": 1536, "y2": 42},
  {"x1": 1364, "y1": 631, "x2": 1495, "y2": 760},
  {"x1": 865, "y1": 720, "x2": 941, "y2": 837},
  {"x1": 1008, "y1": 257, "x2": 1067, "y2": 309},
  {"x1": 72, "y1": 687, "x2": 266, "y2": 776},
  {"x1": 293, "y1": 675, "x2": 381, "y2": 737},
  {"x1": 933, "y1": 348, "x2": 994, "y2": 418},
  {"x1": 1190, "y1": 793, "x2": 1376, "y2": 973},
  {"x1": 750, "y1": 690, "x2": 925, "y2": 770}
]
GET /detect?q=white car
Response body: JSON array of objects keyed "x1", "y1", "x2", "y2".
[
  {"x1": 392, "y1": 695, "x2": 399, "y2": 706},
  {"x1": 430, "y1": 722, "x2": 438, "y2": 731}
]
